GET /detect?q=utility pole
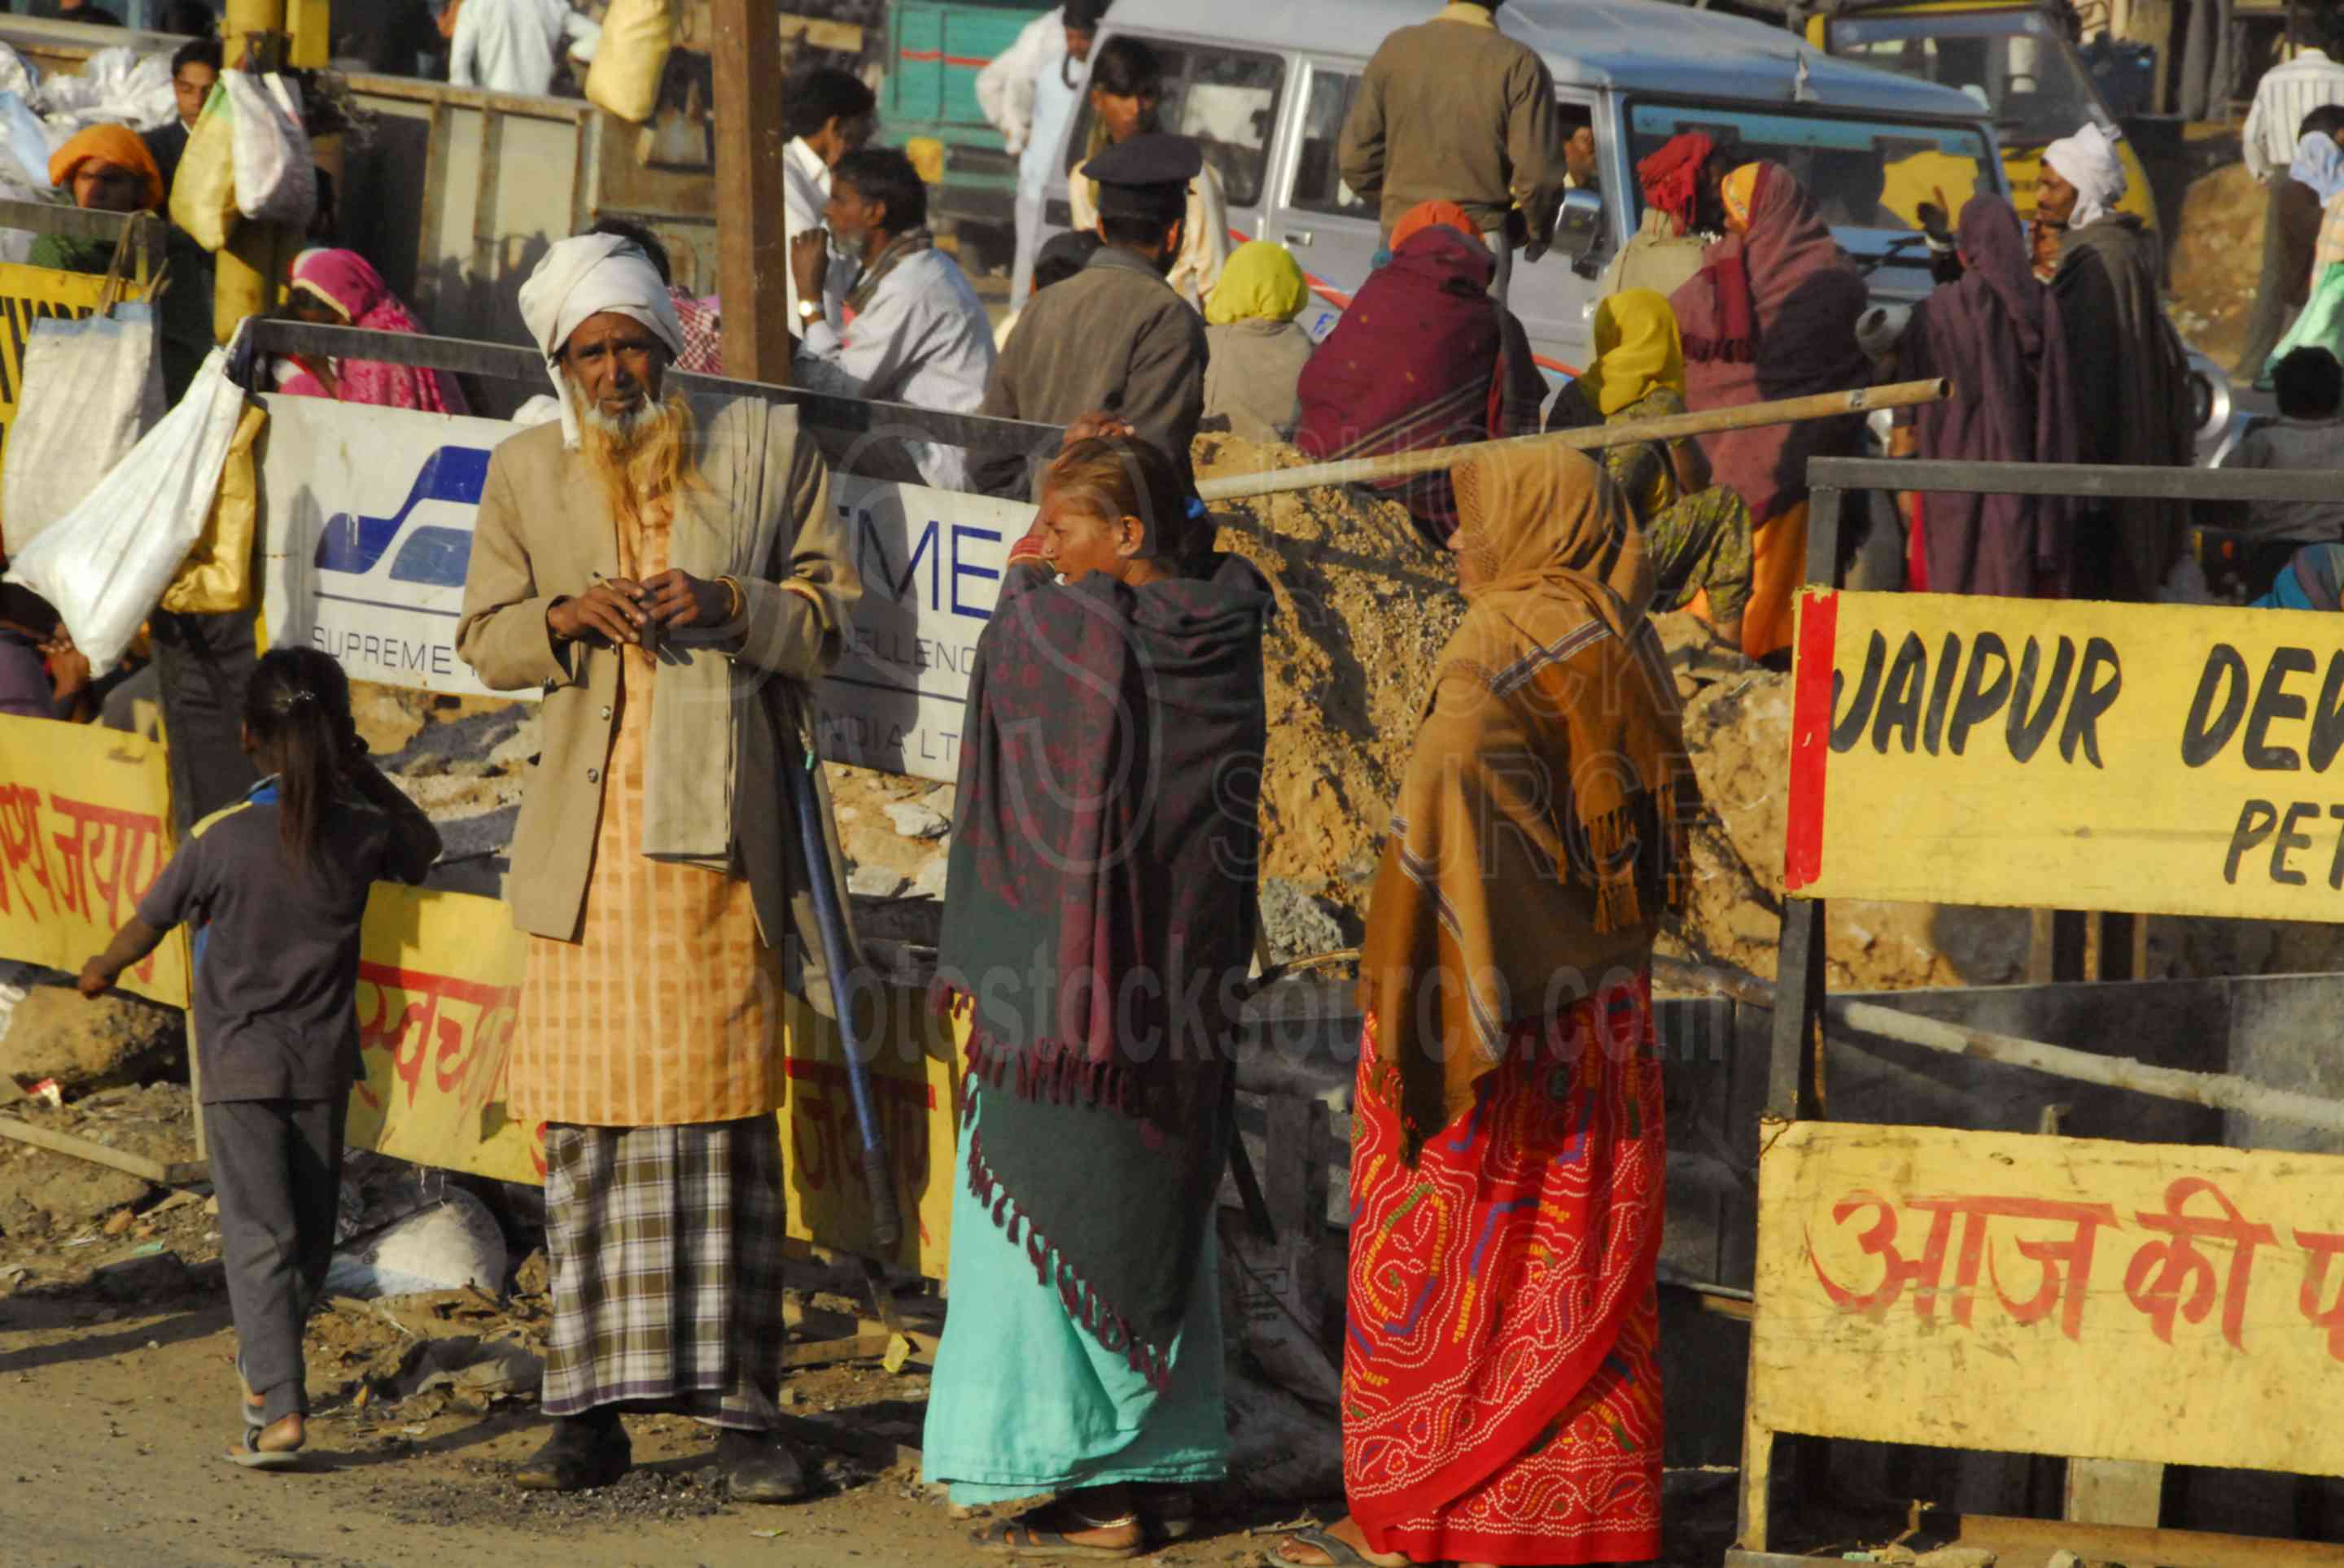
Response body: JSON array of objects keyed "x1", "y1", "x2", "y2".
[
  {"x1": 215, "y1": 0, "x2": 292, "y2": 343},
  {"x1": 710, "y1": 0, "x2": 792, "y2": 383}
]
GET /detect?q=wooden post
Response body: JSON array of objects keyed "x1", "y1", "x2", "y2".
[
  {"x1": 215, "y1": 0, "x2": 291, "y2": 344},
  {"x1": 711, "y1": 0, "x2": 793, "y2": 384}
]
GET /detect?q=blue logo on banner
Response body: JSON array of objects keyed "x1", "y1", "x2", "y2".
[{"x1": 313, "y1": 445, "x2": 492, "y2": 586}]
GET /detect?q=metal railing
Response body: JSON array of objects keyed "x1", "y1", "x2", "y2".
[{"x1": 241, "y1": 318, "x2": 1059, "y2": 456}]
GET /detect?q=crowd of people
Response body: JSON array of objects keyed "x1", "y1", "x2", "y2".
[{"x1": 24, "y1": 1, "x2": 2344, "y2": 1564}]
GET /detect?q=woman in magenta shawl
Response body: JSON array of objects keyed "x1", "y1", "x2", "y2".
[
  {"x1": 1668, "y1": 161, "x2": 1869, "y2": 659},
  {"x1": 1891, "y1": 194, "x2": 2079, "y2": 596},
  {"x1": 279, "y1": 249, "x2": 469, "y2": 415}
]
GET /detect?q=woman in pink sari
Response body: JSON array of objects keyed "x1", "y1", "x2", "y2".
[{"x1": 279, "y1": 249, "x2": 468, "y2": 414}]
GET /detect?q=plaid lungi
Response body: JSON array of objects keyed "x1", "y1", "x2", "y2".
[{"x1": 541, "y1": 1118, "x2": 787, "y2": 1429}]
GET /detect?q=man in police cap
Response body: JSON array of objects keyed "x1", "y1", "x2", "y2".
[{"x1": 971, "y1": 133, "x2": 1209, "y2": 500}]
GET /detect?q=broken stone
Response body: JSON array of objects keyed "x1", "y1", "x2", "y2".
[
  {"x1": 0, "y1": 986, "x2": 184, "y2": 1096},
  {"x1": 883, "y1": 801, "x2": 951, "y2": 841},
  {"x1": 101, "y1": 1208, "x2": 136, "y2": 1237},
  {"x1": 1257, "y1": 877, "x2": 1355, "y2": 966},
  {"x1": 906, "y1": 852, "x2": 950, "y2": 902},
  {"x1": 846, "y1": 864, "x2": 907, "y2": 900}
]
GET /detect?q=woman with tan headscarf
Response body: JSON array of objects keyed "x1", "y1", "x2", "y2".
[{"x1": 1276, "y1": 446, "x2": 1692, "y2": 1568}]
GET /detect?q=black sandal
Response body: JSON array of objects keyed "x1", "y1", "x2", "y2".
[
  {"x1": 970, "y1": 1500, "x2": 1145, "y2": 1559},
  {"x1": 1262, "y1": 1525, "x2": 1398, "y2": 1567}
]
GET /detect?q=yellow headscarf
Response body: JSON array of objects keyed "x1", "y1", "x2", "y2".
[
  {"x1": 1205, "y1": 240, "x2": 1309, "y2": 326},
  {"x1": 1574, "y1": 289, "x2": 1684, "y2": 418},
  {"x1": 1722, "y1": 162, "x2": 1762, "y2": 230}
]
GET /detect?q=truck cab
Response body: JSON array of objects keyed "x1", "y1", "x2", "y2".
[
  {"x1": 1786, "y1": 1, "x2": 2158, "y2": 229},
  {"x1": 1048, "y1": 0, "x2": 2009, "y2": 378}
]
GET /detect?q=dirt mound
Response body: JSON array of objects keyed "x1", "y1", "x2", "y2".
[
  {"x1": 1197, "y1": 433, "x2": 1463, "y2": 921},
  {"x1": 2167, "y1": 155, "x2": 2263, "y2": 369}
]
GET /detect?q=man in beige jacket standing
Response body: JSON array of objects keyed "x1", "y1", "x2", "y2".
[
  {"x1": 1338, "y1": 0, "x2": 1565, "y2": 304},
  {"x1": 457, "y1": 233, "x2": 861, "y2": 1501}
]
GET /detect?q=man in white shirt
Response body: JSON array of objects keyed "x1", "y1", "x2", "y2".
[
  {"x1": 781, "y1": 67, "x2": 879, "y2": 336},
  {"x1": 976, "y1": 0, "x2": 1109, "y2": 310},
  {"x1": 789, "y1": 148, "x2": 997, "y2": 493},
  {"x1": 2239, "y1": 19, "x2": 2344, "y2": 370},
  {"x1": 448, "y1": 0, "x2": 599, "y2": 98}
]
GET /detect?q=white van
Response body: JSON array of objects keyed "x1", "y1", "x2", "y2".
[{"x1": 1043, "y1": 0, "x2": 2010, "y2": 380}]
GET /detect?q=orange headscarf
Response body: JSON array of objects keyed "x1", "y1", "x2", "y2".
[
  {"x1": 49, "y1": 124, "x2": 164, "y2": 213},
  {"x1": 1721, "y1": 162, "x2": 1761, "y2": 232},
  {"x1": 1390, "y1": 199, "x2": 1478, "y2": 252}
]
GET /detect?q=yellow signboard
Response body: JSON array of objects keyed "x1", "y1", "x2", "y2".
[
  {"x1": 1786, "y1": 589, "x2": 2344, "y2": 923},
  {"x1": 344, "y1": 881, "x2": 962, "y2": 1279},
  {"x1": 1751, "y1": 1120, "x2": 2344, "y2": 1478},
  {"x1": 0, "y1": 261, "x2": 144, "y2": 483},
  {"x1": 0, "y1": 714, "x2": 186, "y2": 1004}
]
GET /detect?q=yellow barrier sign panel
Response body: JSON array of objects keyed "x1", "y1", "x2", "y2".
[
  {"x1": 1786, "y1": 588, "x2": 2344, "y2": 922},
  {"x1": 345, "y1": 880, "x2": 960, "y2": 1278},
  {"x1": 0, "y1": 714, "x2": 186, "y2": 1004},
  {"x1": 0, "y1": 261, "x2": 144, "y2": 482},
  {"x1": 1752, "y1": 1120, "x2": 2344, "y2": 1476}
]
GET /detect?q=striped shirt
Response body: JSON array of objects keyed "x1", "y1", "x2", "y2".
[{"x1": 2244, "y1": 50, "x2": 2344, "y2": 181}]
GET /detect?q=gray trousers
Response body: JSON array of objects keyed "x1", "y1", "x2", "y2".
[{"x1": 206, "y1": 1098, "x2": 347, "y2": 1425}]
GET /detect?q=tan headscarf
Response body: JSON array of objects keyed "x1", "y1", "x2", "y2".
[{"x1": 1359, "y1": 444, "x2": 1698, "y2": 1160}]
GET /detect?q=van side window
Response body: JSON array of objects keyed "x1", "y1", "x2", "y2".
[
  {"x1": 1062, "y1": 41, "x2": 1285, "y2": 208},
  {"x1": 1291, "y1": 69, "x2": 1372, "y2": 219}
]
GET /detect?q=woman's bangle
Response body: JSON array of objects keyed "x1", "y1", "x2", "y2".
[{"x1": 718, "y1": 575, "x2": 746, "y2": 622}]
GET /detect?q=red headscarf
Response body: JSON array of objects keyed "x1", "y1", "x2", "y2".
[
  {"x1": 287, "y1": 248, "x2": 469, "y2": 415},
  {"x1": 49, "y1": 124, "x2": 163, "y2": 213},
  {"x1": 1636, "y1": 131, "x2": 1716, "y2": 234}
]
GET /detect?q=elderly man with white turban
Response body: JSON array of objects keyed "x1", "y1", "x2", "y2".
[
  {"x1": 457, "y1": 233, "x2": 862, "y2": 1498},
  {"x1": 2034, "y1": 123, "x2": 2193, "y2": 601}
]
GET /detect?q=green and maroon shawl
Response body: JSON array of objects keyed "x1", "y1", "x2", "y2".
[{"x1": 934, "y1": 552, "x2": 1270, "y2": 1387}]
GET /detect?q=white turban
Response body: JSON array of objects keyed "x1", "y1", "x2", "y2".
[
  {"x1": 2044, "y1": 122, "x2": 2128, "y2": 229},
  {"x1": 516, "y1": 233, "x2": 685, "y2": 449}
]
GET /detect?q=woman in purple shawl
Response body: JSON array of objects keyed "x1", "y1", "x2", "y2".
[{"x1": 1892, "y1": 194, "x2": 2079, "y2": 596}]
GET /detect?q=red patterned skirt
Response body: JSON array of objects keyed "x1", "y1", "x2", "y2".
[{"x1": 1345, "y1": 976, "x2": 1665, "y2": 1566}]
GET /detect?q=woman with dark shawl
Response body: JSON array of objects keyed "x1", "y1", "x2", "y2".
[
  {"x1": 925, "y1": 435, "x2": 1273, "y2": 1558},
  {"x1": 1892, "y1": 194, "x2": 2079, "y2": 596},
  {"x1": 1668, "y1": 161, "x2": 1870, "y2": 659},
  {"x1": 1294, "y1": 200, "x2": 1546, "y2": 545},
  {"x1": 1278, "y1": 445, "x2": 1694, "y2": 1568},
  {"x1": 2037, "y1": 124, "x2": 2194, "y2": 601}
]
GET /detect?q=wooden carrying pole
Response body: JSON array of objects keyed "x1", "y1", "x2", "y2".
[
  {"x1": 1194, "y1": 378, "x2": 1949, "y2": 502},
  {"x1": 1651, "y1": 955, "x2": 2344, "y2": 1138},
  {"x1": 711, "y1": 0, "x2": 792, "y2": 383}
]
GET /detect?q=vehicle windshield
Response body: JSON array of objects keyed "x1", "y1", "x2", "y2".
[
  {"x1": 1827, "y1": 11, "x2": 2101, "y2": 148},
  {"x1": 1624, "y1": 99, "x2": 1999, "y2": 234}
]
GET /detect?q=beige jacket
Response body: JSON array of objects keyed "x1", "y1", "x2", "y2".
[
  {"x1": 1339, "y1": 2, "x2": 1563, "y2": 243},
  {"x1": 457, "y1": 397, "x2": 863, "y2": 954}
]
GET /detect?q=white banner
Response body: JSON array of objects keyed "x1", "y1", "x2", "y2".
[{"x1": 256, "y1": 395, "x2": 1025, "y2": 781}]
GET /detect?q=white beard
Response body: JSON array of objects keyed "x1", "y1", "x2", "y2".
[{"x1": 576, "y1": 392, "x2": 658, "y2": 446}]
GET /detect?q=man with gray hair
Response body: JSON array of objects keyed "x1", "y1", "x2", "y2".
[{"x1": 458, "y1": 233, "x2": 862, "y2": 1499}]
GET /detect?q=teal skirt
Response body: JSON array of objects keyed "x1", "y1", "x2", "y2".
[{"x1": 920, "y1": 1086, "x2": 1229, "y2": 1505}]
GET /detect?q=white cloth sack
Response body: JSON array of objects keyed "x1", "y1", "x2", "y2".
[
  {"x1": 2, "y1": 299, "x2": 163, "y2": 557},
  {"x1": 224, "y1": 70, "x2": 315, "y2": 227},
  {"x1": 7, "y1": 346, "x2": 247, "y2": 670},
  {"x1": 0, "y1": 92, "x2": 48, "y2": 190},
  {"x1": 34, "y1": 46, "x2": 174, "y2": 138}
]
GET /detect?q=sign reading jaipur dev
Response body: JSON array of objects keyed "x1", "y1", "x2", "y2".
[
  {"x1": 1751, "y1": 1120, "x2": 2344, "y2": 1477},
  {"x1": 0, "y1": 714, "x2": 185, "y2": 1005},
  {"x1": 1786, "y1": 588, "x2": 2344, "y2": 923},
  {"x1": 340, "y1": 880, "x2": 962, "y2": 1279},
  {"x1": 257, "y1": 395, "x2": 1031, "y2": 781}
]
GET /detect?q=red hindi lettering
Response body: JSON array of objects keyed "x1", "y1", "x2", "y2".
[
  {"x1": 1809, "y1": 1190, "x2": 1959, "y2": 1316},
  {"x1": 2295, "y1": 1228, "x2": 2344, "y2": 1361},
  {"x1": 2123, "y1": 1177, "x2": 2276, "y2": 1349},
  {"x1": 0, "y1": 782, "x2": 54, "y2": 918},
  {"x1": 49, "y1": 796, "x2": 164, "y2": 933}
]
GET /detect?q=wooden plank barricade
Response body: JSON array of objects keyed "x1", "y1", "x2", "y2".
[{"x1": 1736, "y1": 456, "x2": 2344, "y2": 1568}]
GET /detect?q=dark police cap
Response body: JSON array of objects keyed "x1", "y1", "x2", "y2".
[{"x1": 1082, "y1": 133, "x2": 1205, "y2": 217}]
